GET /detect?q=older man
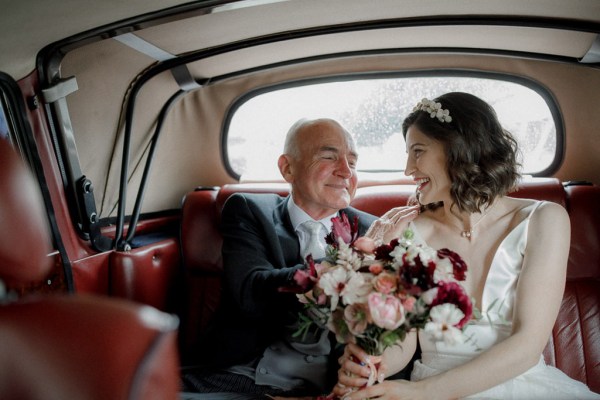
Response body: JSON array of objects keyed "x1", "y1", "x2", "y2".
[{"x1": 182, "y1": 118, "x2": 376, "y2": 399}]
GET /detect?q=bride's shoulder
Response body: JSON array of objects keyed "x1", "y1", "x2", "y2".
[
  {"x1": 504, "y1": 197, "x2": 566, "y2": 216},
  {"x1": 502, "y1": 197, "x2": 569, "y2": 229}
]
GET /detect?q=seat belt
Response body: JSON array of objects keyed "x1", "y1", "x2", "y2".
[
  {"x1": 42, "y1": 77, "x2": 108, "y2": 251},
  {"x1": 580, "y1": 34, "x2": 600, "y2": 63},
  {"x1": 114, "y1": 33, "x2": 201, "y2": 91},
  {"x1": 112, "y1": 33, "x2": 201, "y2": 250}
]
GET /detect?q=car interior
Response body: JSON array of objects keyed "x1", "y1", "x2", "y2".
[{"x1": 1, "y1": 0, "x2": 599, "y2": 398}]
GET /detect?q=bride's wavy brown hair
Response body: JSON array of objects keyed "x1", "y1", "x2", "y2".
[{"x1": 402, "y1": 92, "x2": 521, "y2": 213}]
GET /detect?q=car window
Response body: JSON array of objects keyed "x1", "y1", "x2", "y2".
[{"x1": 226, "y1": 75, "x2": 559, "y2": 181}]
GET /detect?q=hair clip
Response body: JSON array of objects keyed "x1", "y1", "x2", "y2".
[{"x1": 413, "y1": 98, "x2": 452, "y2": 123}]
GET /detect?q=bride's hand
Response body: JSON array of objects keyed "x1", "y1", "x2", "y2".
[
  {"x1": 340, "y1": 379, "x2": 432, "y2": 400},
  {"x1": 365, "y1": 205, "x2": 420, "y2": 244},
  {"x1": 332, "y1": 343, "x2": 385, "y2": 397}
]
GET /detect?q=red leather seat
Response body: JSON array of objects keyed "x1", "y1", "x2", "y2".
[{"x1": 0, "y1": 139, "x2": 181, "y2": 400}]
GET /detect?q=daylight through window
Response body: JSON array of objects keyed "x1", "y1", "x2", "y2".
[{"x1": 226, "y1": 77, "x2": 557, "y2": 181}]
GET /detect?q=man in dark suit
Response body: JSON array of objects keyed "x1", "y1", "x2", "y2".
[{"x1": 182, "y1": 118, "x2": 376, "y2": 399}]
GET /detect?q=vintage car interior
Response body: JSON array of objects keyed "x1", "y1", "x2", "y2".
[{"x1": 1, "y1": 0, "x2": 599, "y2": 398}]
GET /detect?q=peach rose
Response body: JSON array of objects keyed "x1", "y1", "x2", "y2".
[
  {"x1": 373, "y1": 272, "x2": 398, "y2": 294},
  {"x1": 353, "y1": 236, "x2": 377, "y2": 254}
]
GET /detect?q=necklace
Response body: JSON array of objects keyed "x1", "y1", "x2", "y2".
[{"x1": 459, "y1": 202, "x2": 496, "y2": 239}]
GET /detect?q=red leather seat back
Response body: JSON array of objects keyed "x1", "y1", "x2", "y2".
[
  {"x1": 110, "y1": 238, "x2": 181, "y2": 311},
  {"x1": 0, "y1": 296, "x2": 180, "y2": 400},
  {"x1": 352, "y1": 185, "x2": 415, "y2": 216},
  {"x1": 0, "y1": 139, "x2": 181, "y2": 400},
  {"x1": 543, "y1": 184, "x2": 600, "y2": 393},
  {"x1": 0, "y1": 140, "x2": 52, "y2": 285},
  {"x1": 351, "y1": 177, "x2": 567, "y2": 217},
  {"x1": 508, "y1": 177, "x2": 567, "y2": 207},
  {"x1": 565, "y1": 185, "x2": 600, "y2": 279},
  {"x1": 179, "y1": 188, "x2": 223, "y2": 359},
  {"x1": 179, "y1": 183, "x2": 290, "y2": 360},
  {"x1": 216, "y1": 182, "x2": 290, "y2": 210},
  {"x1": 543, "y1": 280, "x2": 600, "y2": 393}
]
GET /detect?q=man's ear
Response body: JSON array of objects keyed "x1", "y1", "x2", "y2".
[{"x1": 278, "y1": 154, "x2": 294, "y2": 183}]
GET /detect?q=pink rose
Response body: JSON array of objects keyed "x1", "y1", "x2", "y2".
[
  {"x1": 373, "y1": 272, "x2": 398, "y2": 294},
  {"x1": 401, "y1": 296, "x2": 416, "y2": 312},
  {"x1": 367, "y1": 293, "x2": 405, "y2": 330},
  {"x1": 353, "y1": 236, "x2": 377, "y2": 254}
]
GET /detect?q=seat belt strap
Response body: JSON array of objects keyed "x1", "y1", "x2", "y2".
[
  {"x1": 114, "y1": 33, "x2": 201, "y2": 91},
  {"x1": 581, "y1": 34, "x2": 600, "y2": 63}
]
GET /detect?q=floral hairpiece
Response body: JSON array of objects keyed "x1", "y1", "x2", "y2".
[{"x1": 413, "y1": 98, "x2": 452, "y2": 123}]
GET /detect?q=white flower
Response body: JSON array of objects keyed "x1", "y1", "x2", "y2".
[
  {"x1": 319, "y1": 267, "x2": 347, "y2": 310},
  {"x1": 433, "y1": 257, "x2": 454, "y2": 283},
  {"x1": 421, "y1": 287, "x2": 438, "y2": 305},
  {"x1": 341, "y1": 271, "x2": 370, "y2": 306},
  {"x1": 319, "y1": 268, "x2": 369, "y2": 310},
  {"x1": 424, "y1": 303, "x2": 466, "y2": 345},
  {"x1": 405, "y1": 244, "x2": 436, "y2": 265},
  {"x1": 336, "y1": 239, "x2": 362, "y2": 270},
  {"x1": 389, "y1": 244, "x2": 407, "y2": 263}
]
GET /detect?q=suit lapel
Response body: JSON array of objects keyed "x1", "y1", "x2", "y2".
[{"x1": 273, "y1": 196, "x2": 302, "y2": 263}]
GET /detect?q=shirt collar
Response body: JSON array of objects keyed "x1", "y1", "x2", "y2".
[{"x1": 287, "y1": 196, "x2": 338, "y2": 233}]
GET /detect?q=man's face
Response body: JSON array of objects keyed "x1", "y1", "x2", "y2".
[{"x1": 279, "y1": 121, "x2": 358, "y2": 220}]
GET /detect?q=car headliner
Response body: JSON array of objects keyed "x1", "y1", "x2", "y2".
[
  {"x1": 3, "y1": 0, "x2": 600, "y2": 216},
  {"x1": 1, "y1": 0, "x2": 599, "y2": 80}
]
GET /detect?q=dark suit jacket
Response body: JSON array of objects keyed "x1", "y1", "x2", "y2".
[{"x1": 203, "y1": 193, "x2": 376, "y2": 369}]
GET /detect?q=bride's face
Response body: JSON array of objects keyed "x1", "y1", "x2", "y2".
[{"x1": 404, "y1": 125, "x2": 452, "y2": 205}]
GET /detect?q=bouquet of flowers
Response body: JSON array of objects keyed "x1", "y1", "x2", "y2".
[{"x1": 288, "y1": 212, "x2": 473, "y2": 385}]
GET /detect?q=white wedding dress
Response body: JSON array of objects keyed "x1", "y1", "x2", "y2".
[{"x1": 408, "y1": 201, "x2": 600, "y2": 399}]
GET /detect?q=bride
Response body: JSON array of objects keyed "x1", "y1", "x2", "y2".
[{"x1": 333, "y1": 92, "x2": 600, "y2": 399}]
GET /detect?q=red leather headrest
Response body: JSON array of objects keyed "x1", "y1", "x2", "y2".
[
  {"x1": 352, "y1": 185, "x2": 416, "y2": 217},
  {"x1": 0, "y1": 140, "x2": 52, "y2": 285},
  {"x1": 217, "y1": 183, "x2": 289, "y2": 211},
  {"x1": 509, "y1": 177, "x2": 566, "y2": 207}
]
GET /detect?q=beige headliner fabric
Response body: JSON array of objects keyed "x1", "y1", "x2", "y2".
[
  {"x1": 0, "y1": 0, "x2": 192, "y2": 79},
  {"x1": 14, "y1": 0, "x2": 599, "y2": 217},
  {"x1": 62, "y1": 47, "x2": 600, "y2": 217},
  {"x1": 2, "y1": 0, "x2": 600, "y2": 79}
]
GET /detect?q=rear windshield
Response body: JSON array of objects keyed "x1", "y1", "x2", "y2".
[{"x1": 226, "y1": 75, "x2": 559, "y2": 181}]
